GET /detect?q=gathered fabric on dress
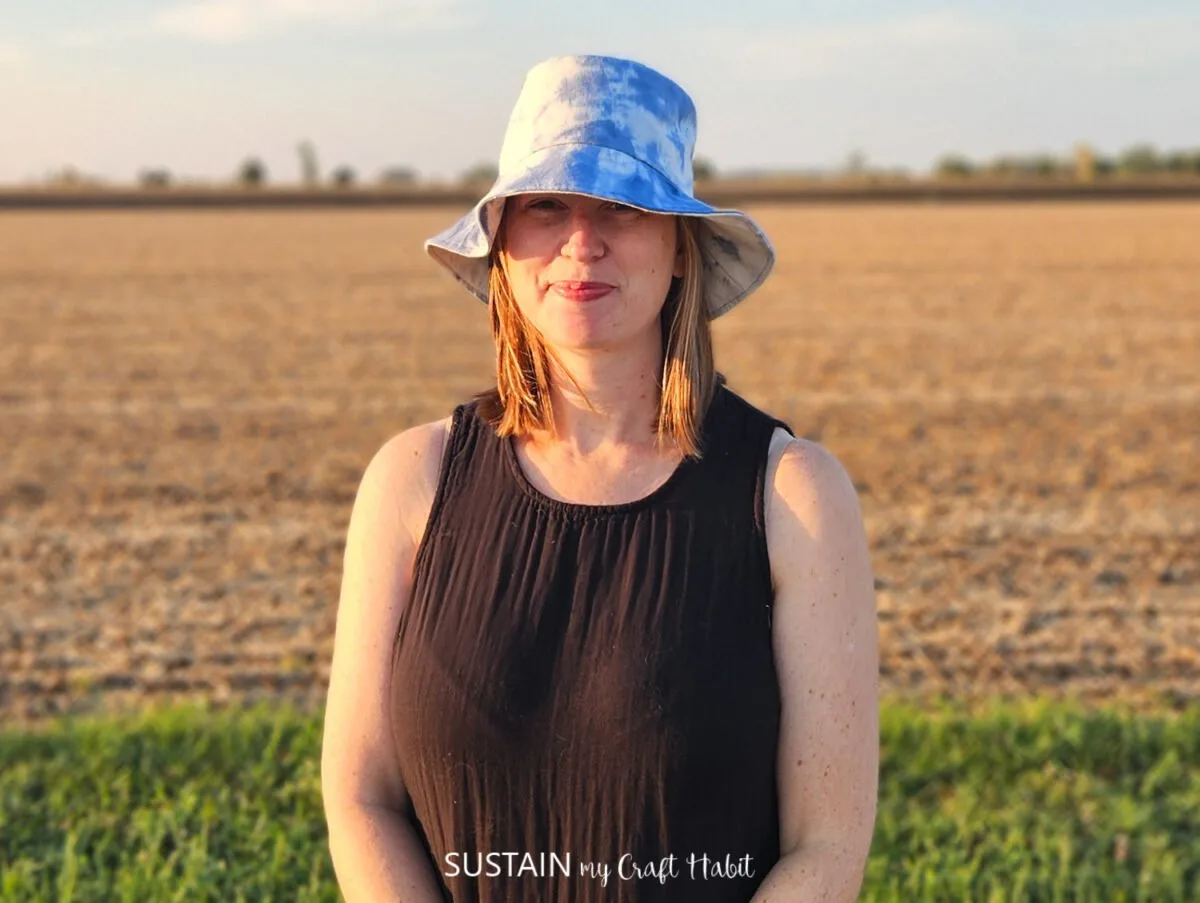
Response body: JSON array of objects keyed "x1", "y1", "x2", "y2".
[{"x1": 390, "y1": 380, "x2": 794, "y2": 902}]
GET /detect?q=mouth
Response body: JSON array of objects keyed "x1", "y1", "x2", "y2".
[{"x1": 549, "y1": 281, "x2": 615, "y2": 302}]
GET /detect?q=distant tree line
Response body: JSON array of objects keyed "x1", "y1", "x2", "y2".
[
  {"x1": 133, "y1": 147, "x2": 417, "y2": 190},
  {"x1": 936, "y1": 144, "x2": 1200, "y2": 180},
  {"x1": 101, "y1": 142, "x2": 1200, "y2": 191},
  {"x1": 129, "y1": 150, "x2": 722, "y2": 190}
]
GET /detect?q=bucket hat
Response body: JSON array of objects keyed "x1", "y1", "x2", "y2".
[{"x1": 424, "y1": 54, "x2": 774, "y2": 319}]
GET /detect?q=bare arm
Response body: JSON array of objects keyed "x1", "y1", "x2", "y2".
[
  {"x1": 751, "y1": 432, "x2": 880, "y2": 902},
  {"x1": 321, "y1": 421, "x2": 451, "y2": 903}
]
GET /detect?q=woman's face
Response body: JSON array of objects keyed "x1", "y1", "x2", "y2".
[{"x1": 499, "y1": 193, "x2": 683, "y2": 352}]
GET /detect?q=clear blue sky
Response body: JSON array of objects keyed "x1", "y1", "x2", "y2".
[{"x1": 1, "y1": 0, "x2": 1197, "y2": 185}]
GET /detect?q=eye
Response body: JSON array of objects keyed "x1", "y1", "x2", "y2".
[
  {"x1": 525, "y1": 197, "x2": 564, "y2": 212},
  {"x1": 605, "y1": 202, "x2": 640, "y2": 215}
]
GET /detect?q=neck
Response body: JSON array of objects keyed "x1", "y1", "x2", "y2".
[{"x1": 540, "y1": 336, "x2": 666, "y2": 455}]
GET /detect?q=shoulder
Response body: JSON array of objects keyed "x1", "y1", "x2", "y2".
[
  {"x1": 710, "y1": 387, "x2": 864, "y2": 555},
  {"x1": 352, "y1": 416, "x2": 453, "y2": 550},
  {"x1": 764, "y1": 433, "x2": 869, "y2": 588},
  {"x1": 769, "y1": 434, "x2": 859, "y2": 512}
]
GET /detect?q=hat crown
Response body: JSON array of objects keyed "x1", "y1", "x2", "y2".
[{"x1": 498, "y1": 55, "x2": 698, "y2": 196}]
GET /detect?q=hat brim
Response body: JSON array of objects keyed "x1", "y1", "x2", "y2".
[{"x1": 424, "y1": 143, "x2": 774, "y2": 319}]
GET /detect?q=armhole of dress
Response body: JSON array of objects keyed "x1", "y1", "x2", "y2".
[
  {"x1": 754, "y1": 416, "x2": 797, "y2": 607},
  {"x1": 409, "y1": 403, "x2": 468, "y2": 589}
]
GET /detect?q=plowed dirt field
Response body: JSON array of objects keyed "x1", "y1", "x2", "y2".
[{"x1": 2, "y1": 203, "x2": 1197, "y2": 723}]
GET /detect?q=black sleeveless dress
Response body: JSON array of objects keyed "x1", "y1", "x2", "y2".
[{"x1": 390, "y1": 380, "x2": 794, "y2": 902}]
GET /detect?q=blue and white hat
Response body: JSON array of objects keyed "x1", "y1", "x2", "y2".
[{"x1": 424, "y1": 55, "x2": 775, "y2": 319}]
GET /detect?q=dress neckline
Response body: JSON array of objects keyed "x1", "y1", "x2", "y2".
[{"x1": 499, "y1": 386, "x2": 725, "y2": 519}]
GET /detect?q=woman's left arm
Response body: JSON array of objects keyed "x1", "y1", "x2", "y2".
[{"x1": 751, "y1": 434, "x2": 880, "y2": 903}]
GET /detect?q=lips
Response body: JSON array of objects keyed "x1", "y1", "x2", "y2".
[{"x1": 550, "y1": 281, "x2": 614, "y2": 302}]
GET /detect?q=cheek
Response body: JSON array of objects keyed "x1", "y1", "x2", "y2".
[
  {"x1": 505, "y1": 260, "x2": 543, "y2": 308},
  {"x1": 501, "y1": 213, "x2": 567, "y2": 260},
  {"x1": 635, "y1": 232, "x2": 679, "y2": 292},
  {"x1": 649, "y1": 226, "x2": 679, "y2": 281},
  {"x1": 499, "y1": 228, "x2": 556, "y2": 296}
]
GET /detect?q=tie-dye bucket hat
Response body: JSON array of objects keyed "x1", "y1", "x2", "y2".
[{"x1": 424, "y1": 55, "x2": 774, "y2": 319}]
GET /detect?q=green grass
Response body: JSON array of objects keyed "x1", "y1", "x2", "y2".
[{"x1": 1, "y1": 696, "x2": 1196, "y2": 901}]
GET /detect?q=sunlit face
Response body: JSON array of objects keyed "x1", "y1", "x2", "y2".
[{"x1": 498, "y1": 193, "x2": 684, "y2": 352}]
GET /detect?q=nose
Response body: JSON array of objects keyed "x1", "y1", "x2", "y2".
[{"x1": 561, "y1": 208, "x2": 605, "y2": 261}]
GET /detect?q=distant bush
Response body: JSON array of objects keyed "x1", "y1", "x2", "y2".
[
  {"x1": 138, "y1": 168, "x2": 172, "y2": 189},
  {"x1": 693, "y1": 156, "x2": 717, "y2": 181},
  {"x1": 936, "y1": 154, "x2": 976, "y2": 178},
  {"x1": 1119, "y1": 144, "x2": 1161, "y2": 175},
  {"x1": 44, "y1": 166, "x2": 105, "y2": 189},
  {"x1": 238, "y1": 157, "x2": 267, "y2": 188},
  {"x1": 1029, "y1": 153, "x2": 1066, "y2": 177},
  {"x1": 983, "y1": 154, "x2": 1069, "y2": 178},
  {"x1": 984, "y1": 155, "x2": 1022, "y2": 178},
  {"x1": 460, "y1": 162, "x2": 499, "y2": 184},
  {"x1": 379, "y1": 166, "x2": 417, "y2": 186},
  {"x1": 331, "y1": 166, "x2": 356, "y2": 188},
  {"x1": 1164, "y1": 149, "x2": 1200, "y2": 174}
]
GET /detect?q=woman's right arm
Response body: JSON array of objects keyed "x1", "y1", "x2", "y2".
[{"x1": 321, "y1": 420, "x2": 450, "y2": 903}]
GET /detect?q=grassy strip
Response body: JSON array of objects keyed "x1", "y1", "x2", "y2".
[{"x1": 1, "y1": 696, "x2": 1196, "y2": 901}]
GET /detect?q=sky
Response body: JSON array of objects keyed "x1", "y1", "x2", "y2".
[{"x1": 1, "y1": 0, "x2": 1198, "y2": 185}]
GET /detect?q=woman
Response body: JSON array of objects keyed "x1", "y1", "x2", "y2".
[{"x1": 321, "y1": 55, "x2": 879, "y2": 902}]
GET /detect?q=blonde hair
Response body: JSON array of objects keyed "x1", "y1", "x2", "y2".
[{"x1": 473, "y1": 213, "x2": 717, "y2": 459}]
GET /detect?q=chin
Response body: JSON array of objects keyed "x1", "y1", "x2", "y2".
[
  {"x1": 545, "y1": 328, "x2": 619, "y2": 352},
  {"x1": 538, "y1": 308, "x2": 661, "y2": 354}
]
